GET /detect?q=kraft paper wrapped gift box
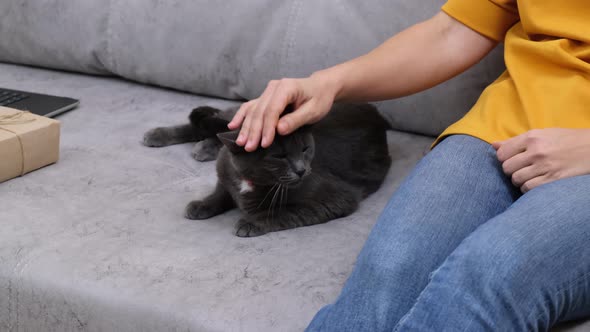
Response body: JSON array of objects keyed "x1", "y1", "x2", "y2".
[{"x1": 0, "y1": 107, "x2": 60, "y2": 183}]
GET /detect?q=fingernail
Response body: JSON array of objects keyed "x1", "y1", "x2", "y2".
[{"x1": 261, "y1": 137, "x2": 268, "y2": 147}]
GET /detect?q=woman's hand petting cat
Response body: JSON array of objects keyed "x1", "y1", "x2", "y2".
[
  {"x1": 228, "y1": 73, "x2": 337, "y2": 152},
  {"x1": 493, "y1": 128, "x2": 590, "y2": 193}
]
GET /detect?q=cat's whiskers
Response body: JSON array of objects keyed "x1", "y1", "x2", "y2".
[
  {"x1": 256, "y1": 183, "x2": 279, "y2": 210},
  {"x1": 268, "y1": 184, "x2": 282, "y2": 223},
  {"x1": 279, "y1": 175, "x2": 300, "y2": 186},
  {"x1": 284, "y1": 186, "x2": 288, "y2": 208},
  {"x1": 278, "y1": 185, "x2": 285, "y2": 217}
]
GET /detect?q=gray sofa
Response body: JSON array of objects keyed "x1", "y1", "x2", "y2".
[{"x1": 0, "y1": 1, "x2": 588, "y2": 331}]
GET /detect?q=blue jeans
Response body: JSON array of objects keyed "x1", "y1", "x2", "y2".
[{"x1": 306, "y1": 135, "x2": 590, "y2": 332}]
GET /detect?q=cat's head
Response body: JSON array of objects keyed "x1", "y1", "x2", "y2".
[{"x1": 217, "y1": 128, "x2": 314, "y2": 187}]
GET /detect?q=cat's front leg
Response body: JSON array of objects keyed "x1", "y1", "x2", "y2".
[
  {"x1": 234, "y1": 211, "x2": 312, "y2": 238},
  {"x1": 235, "y1": 218, "x2": 268, "y2": 237},
  {"x1": 235, "y1": 212, "x2": 289, "y2": 237},
  {"x1": 185, "y1": 183, "x2": 235, "y2": 220},
  {"x1": 234, "y1": 191, "x2": 361, "y2": 237},
  {"x1": 143, "y1": 124, "x2": 198, "y2": 147}
]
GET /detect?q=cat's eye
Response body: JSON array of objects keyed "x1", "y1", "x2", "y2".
[
  {"x1": 302, "y1": 146, "x2": 310, "y2": 152},
  {"x1": 271, "y1": 153, "x2": 288, "y2": 159}
]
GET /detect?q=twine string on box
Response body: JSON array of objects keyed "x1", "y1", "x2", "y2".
[
  {"x1": 0, "y1": 110, "x2": 35, "y2": 125},
  {"x1": 0, "y1": 110, "x2": 36, "y2": 175}
]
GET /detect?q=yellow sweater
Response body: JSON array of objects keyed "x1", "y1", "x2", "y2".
[{"x1": 437, "y1": 0, "x2": 590, "y2": 145}]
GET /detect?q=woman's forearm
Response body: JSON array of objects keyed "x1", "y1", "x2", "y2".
[
  {"x1": 313, "y1": 12, "x2": 498, "y2": 103},
  {"x1": 229, "y1": 11, "x2": 499, "y2": 151}
]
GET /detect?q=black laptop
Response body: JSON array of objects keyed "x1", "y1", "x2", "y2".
[{"x1": 0, "y1": 87, "x2": 79, "y2": 117}]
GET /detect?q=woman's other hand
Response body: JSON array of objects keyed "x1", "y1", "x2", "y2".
[{"x1": 493, "y1": 128, "x2": 590, "y2": 193}]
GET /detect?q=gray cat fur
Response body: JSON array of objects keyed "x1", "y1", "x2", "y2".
[{"x1": 144, "y1": 103, "x2": 392, "y2": 237}]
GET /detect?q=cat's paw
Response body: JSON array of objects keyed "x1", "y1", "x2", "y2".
[
  {"x1": 143, "y1": 127, "x2": 170, "y2": 147},
  {"x1": 191, "y1": 138, "x2": 221, "y2": 162},
  {"x1": 185, "y1": 201, "x2": 218, "y2": 220},
  {"x1": 235, "y1": 219, "x2": 267, "y2": 238}
]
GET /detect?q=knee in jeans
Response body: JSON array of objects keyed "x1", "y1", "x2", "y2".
[
  {"x1": 447, "y1": 238, "x2": 537, "y2": 294},
  {"x1": 356, "y1": 248, "x2": 426, "y2": 289}
]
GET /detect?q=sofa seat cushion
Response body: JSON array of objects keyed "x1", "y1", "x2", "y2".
[{"x1": 0, "y1": 63, "x2": 432, "y2": 331}]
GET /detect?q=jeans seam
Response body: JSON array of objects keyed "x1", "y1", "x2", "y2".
[
  {"x1": 393, "y1": 263, "x2": 450, "y2": 331},
  {"x1": 527, "y1": 270, "x2": 590, "y2": 324}
]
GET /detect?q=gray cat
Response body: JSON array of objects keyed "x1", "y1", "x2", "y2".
[{"x1": 143, "y1": 103, "x2": 392, "y2": 237}]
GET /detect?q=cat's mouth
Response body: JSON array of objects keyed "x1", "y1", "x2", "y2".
[
  {"x1": 278, "y1": 174, "x2": 308, "y2": 187},
  {"x1": 283, "y1": 179, "x2": 302, "y2": 187}
]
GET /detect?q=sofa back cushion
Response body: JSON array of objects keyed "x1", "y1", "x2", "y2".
[{"x1": 0, "y1": 0, "x2": 505, "y2": 136}]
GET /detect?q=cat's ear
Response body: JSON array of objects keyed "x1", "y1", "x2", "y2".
[{"x1": 217, "y1": 131, "x2": 244, "y2": 154}]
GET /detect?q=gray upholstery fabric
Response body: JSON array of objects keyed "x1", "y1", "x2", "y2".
[
  {"x1": 0, "y1": 63, "x2": 428, "y2": 331},
  {"x1": 0, "y1": 2, "x2": 110, "y2": 75},
  {"x1": 1, "y1": 63, "x2": 588, "y2": 332},
  {"x1": 0, "y1": 0, "x2": 505, "y2": 136}
]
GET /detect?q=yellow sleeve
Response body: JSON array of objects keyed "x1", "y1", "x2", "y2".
[{"x1": 442, "y1": 0, "x2": 520, "y2": 42}]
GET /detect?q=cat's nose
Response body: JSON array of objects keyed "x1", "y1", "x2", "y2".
[{"x1": 295, "y1": 169, "x2": 305, "y2": 178}]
